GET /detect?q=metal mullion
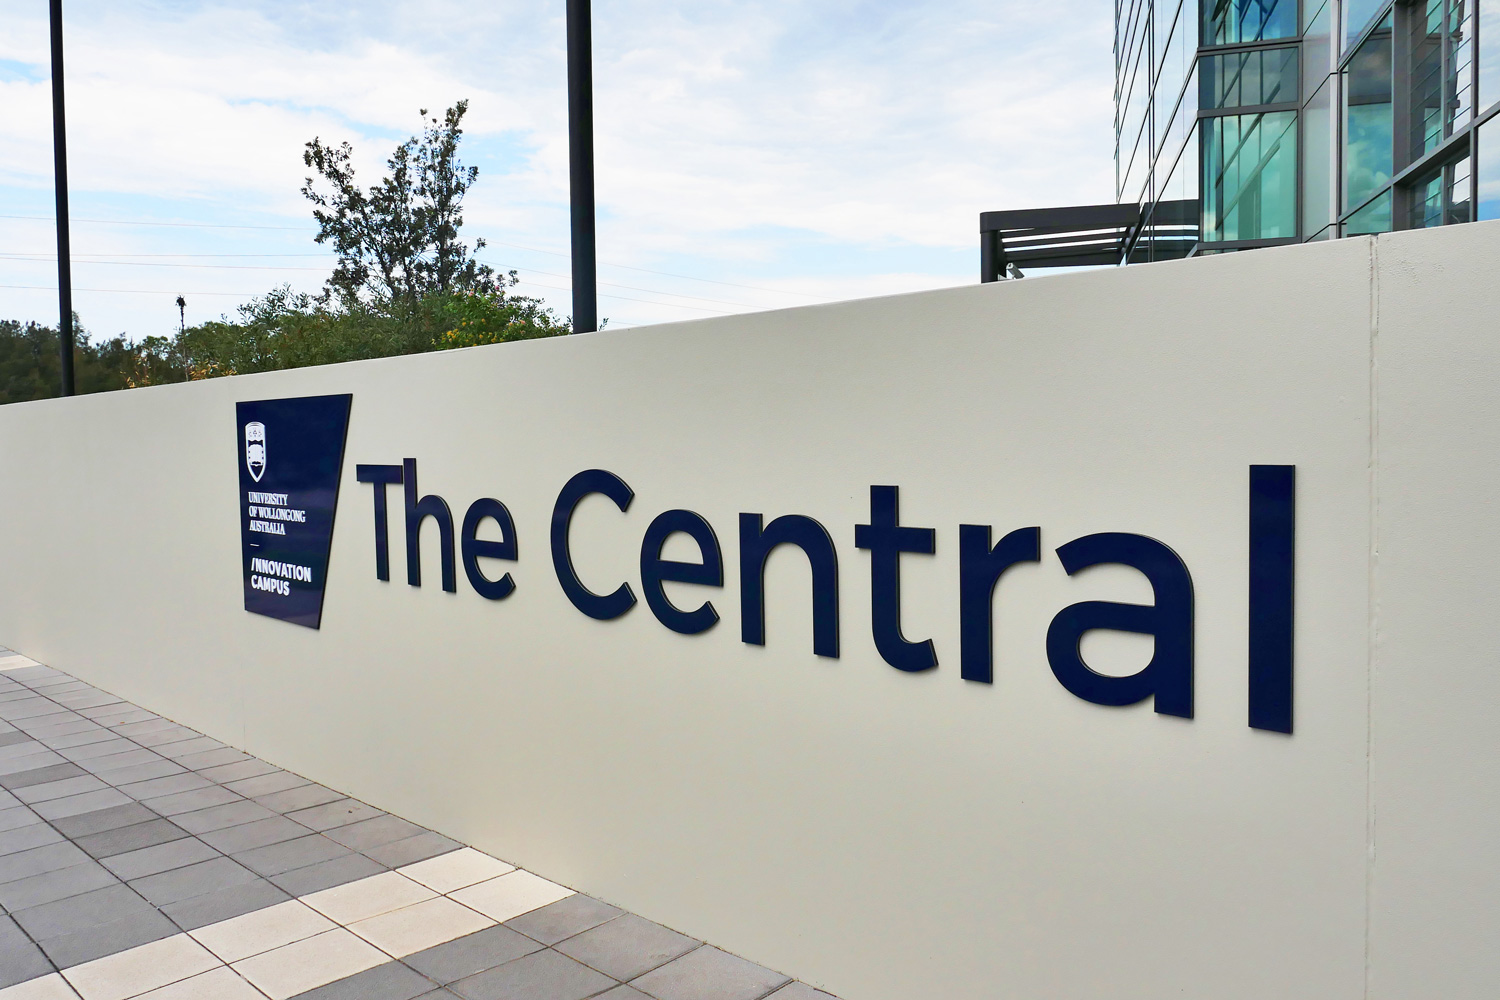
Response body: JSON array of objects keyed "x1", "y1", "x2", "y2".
[
  {"x1": 1339, "y1": 0, "x2": 1397, "y2": 71},
  {"x1": 1199, "y1": 100, "x2": 1301, "y2": 117}
]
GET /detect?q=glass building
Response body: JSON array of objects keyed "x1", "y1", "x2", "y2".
[{"x1": 981, "y1": 0, "x2": 1500, "y2": 277}]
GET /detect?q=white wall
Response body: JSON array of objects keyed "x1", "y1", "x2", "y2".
[{"x1": 0, "y1": 224, "x2": 1496, "y2": 999}]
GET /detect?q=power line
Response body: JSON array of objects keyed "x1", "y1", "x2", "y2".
[{"x1": 0, "y1": 213, "x2": 311, "y2": 232}]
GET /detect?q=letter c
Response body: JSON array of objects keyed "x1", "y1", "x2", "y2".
[{"x1": 551, "y1": 470, "x2": 637, "y2": 620}]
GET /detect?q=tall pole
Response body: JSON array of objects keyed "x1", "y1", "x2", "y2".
[
  {"x1": 49, "y1": 0, "x2": 75, "y2": 395},
  {"x1": 566, "y1": 0, "x2": 598, "y2": 333}
]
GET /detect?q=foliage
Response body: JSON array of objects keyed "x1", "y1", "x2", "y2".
[{"x1": 0, "y1": 319, "x2": 162, "y2": 404}]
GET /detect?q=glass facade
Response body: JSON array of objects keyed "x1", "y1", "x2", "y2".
[{"x1": 1115, "y1": 0, "x2": 1500, "y2": 260}]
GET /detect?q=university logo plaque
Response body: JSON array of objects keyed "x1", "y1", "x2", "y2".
[{"x1": 236, "y1": 394, "x2": 352, "y2": 629}]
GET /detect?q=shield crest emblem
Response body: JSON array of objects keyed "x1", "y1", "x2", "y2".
[{"x1": 245, "y1": 422, "x2": 267, "y2": 483}]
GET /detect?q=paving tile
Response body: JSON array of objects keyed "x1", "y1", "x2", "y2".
[
  {"x1": 325, "y1": 815, "x2": 427, "y2": 852},
  {"x1": 302, "y1": 871, "x2": 436, "y2": 925},
  {"x1": 0, "y1": 703, "x2": 70, "y2": 724},
  {"x1": 50, "y1": 694, "x2": 121, "y2": 713},
  {"x1": 114, "y1": 774, "x2": 211, "y2": 801},
  {"x1": 173, "y1": 800, "x2": 273, "y2": 833},
  {"x1": 553, "y1": 915, "x2": 698, "y2": 982},
  {"x1": 0, "y1": 842, "x2": 90, "y2": 885},
  {"x1": 254, "y1": 784, "x2": 343, "y2": 815},
  {"x1": 0, "y1": 972, "x2": 77, "y2": 998},
  {"x1": 450, "y1": 871, "x2": 574, "y2": 924},
  {"x1": 399, "y1": 850, "x2": 512, "y2": 895},
  {"x1": 57, "y1": 739, "x2": 134, "y2": 763},
  {"x1": 75, "y1": 819, "x2": 188, "y2": 859},
  {"x1": 157, "y1": 737, "x2": 224, "y2": 760},
  {"x1": 0, "y1": 805, "x2": 43, "y2": 833},
  {"x1": 147, "y1": 788, "x2": 244, "y2": 820},
  {"x1": 37, "y1": 730, "x2": 113, "y2": 752},
  {"x1": 0, "y1": 788, "x2": 18, "y2": 809},
  {"x1": 35, "y1": 909, "x2": 179, "y2": 970},
  {"x1": 449, "y1": 948, "x2": 615, "y2": 1000},
  {"x1": 12, "y1": 883, "x2": 161, "y2": 940},
  {"x1": 234, "y1": 835, "x2": 350, "y2": 877},
  {"x1": 92, "y1": 760, "x2": 185, "y2": 787},
  {"x1": 108, "y1": 718, "x2": 179, "y2": 739},
  {"x1": 270, "y1": 854, "x2": 384, "y2": 897},
  {"x1": 0, "y1": 913, "x2": 57, "y2": 990},
  {"x1": 61, "y1": 932, "x2": 220, "y2": 1000},
  {"x1": 402, "y1": 926, "x2": 544, "y2": 985},
  {"x1": 81, "y1": 749, "x2": 167, "y2": 776},
  {"x1": 196, "y1": 760, "x2": 278, "y2": 784},
  {"x1": 0, "y1": 763, "x2": 88, "y2": 790},
  {"x1": 77, "y1": 703, "x2": 141, "y2": 722},
  {"x1": 128, "y1": 728, "x2": 202, "y2": 750},
  {"x1": 95, "y1": 708, "x2": 160, "y2": 727},
  {"x1": 292, "y1": 961, "x2": 438, "y2": 1000},
  {"x1": 0, "y1": 862, "x2": 118, "y2": 912},
  {"x1": 129, "y1": 856, "x2": 261, "y2": 906},
  {"x1": 232, "y1": 928, "x2": 388, "y2": 1000},
  {"x1": 191, "y1": 899, "x2": 337, "y2": 964},
  {"x1": 365, "y1": 833, "x2": 462, "y2": 869},
  {"x1": 51, "y1": 804, "x2": 157, "y2": 840},
  {"x1": 34, "y1": 790, "x2": 132, "y2": 821},
  {"x1": 629, "y1": 946, "x2": 790, "y2": 1000},
  {"x1": 133, "y1": 966, "x2": 267, "y2": 1000},
  {"x1": 23, "y1": 718, "x2": 102, "y2": 740},
  {"x1": 0, "y1": 739, "x2": 47, "y2": 759},
  {"x1": 0, "y1": 753, "x2": 68, "y2": 779},
  {"x1": 15, "y1": 776, "x2": 110, "y2": 805},
  {"x1": 0, "y1": 820, "x2": 64, "y2": 856},
  {"x1": 176, "y1": 748, "x2": 251, "y2": 772},
  {"x1": 348, "y1": 896, "x2": 493, "y2": 959},
  {"x1": 200, "y1": 817, "x2": 313, "y2": 855},
  {"x1": 286, "y1": 800, "x2": 384, "y2": 832},
  {"x1": 595, "y1": 987, "x2": 653, "y2": 1000},
  {"x1": 101, "y1": 837, "x2": 221, "y2": 881},
  {"x1": 224, "y1": 771, "x2": 309, "y2": 799},
  {"x1": 503, "y1": 895, "x2": 624, "y2": 947},
  {"x1": 160, "y1": 877, "x2": 291, "y2": 931},
  {"x1": 764, "y1": 984, "x2": 838, "y2": 1000}
]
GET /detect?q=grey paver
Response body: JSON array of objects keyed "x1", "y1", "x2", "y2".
[
  {"x1": 23, "y1": 717, "x2": 102, "y2": 739},
  {"x1": 0, "y1": 805, "x2": 41, "y2": 833},
  {"x1": 160, "y1": 875, "x2": 290, "y2": 930},
  {"x1": 0, "y1": 731, "x2": 36, "y2": 749},
  {"x1": 0, "y1": 761, "x2": 87, "y2": 789},
  {"x1": 59, "y1": 737, "x2": 136, "y2": 761},
  {"x1": 0, "y1": 788, "x2": 17, "y2": 810},
  {"x1": 0, "y1": 738, "x2": 46, "y2": 759},
  {"x1": 0, "y1": 751, "x2": 67, "y2": 776},
  {"x1": 82, "y1": 748, "x2": 166, "y2": 775},
  {"x1": 146, "y1": 786, "x2": 244, "y2": 818},
  {"x1": 36, "y1": 908, "x2": 179, "y2": 968},
  {"x1": 33, "y1": 787, "x2": 131, "y2": 820},
  {"x1": 255, "y1": 783, "x2": 344, "y2": 814},
  {"x1": 116, "y1": 772, "x2": 212, "y2": 800},
  {"x1": 505, "y1": 895, "x2": 624, "y2": 946},
  {"x1": 95, "y1": 759, "x2": 186, "y2": 786},
  {"x1": 176, "y1": 747, "x2": 251, "y2": 771},
  {"x1": 199, "y1": 815, "x2": 312, "y2": 854},
  {"x1": 366, "y1": 832, "x2": 463, "y2": 868},
  {"x1": 110, "y1": 717, "x2": 181, "y2": 738},
  {"x1": 554, "y1": 915, "x2": 699, "y2": 982},
  {"x1": 96, "y1": 708, "x2": 159, "y2": 726},
  {"x1": 234, "y1": 833, "x2": 350, "y2": 877},
  {"x1": 225, "y1": 770, "x2": 309, "y2": 798},
  {"x1": 128, "y1": 855, "x2": 260, "y2": 905},
  {"x1": 269, "y1": 852, "x2": 384, "y2": 895},
  {"x1": 38, "y1": 728, "x2": 114, "y2": 751},
  {"x1": 130, "y1": 726, "x2": 202, "y2": 749},
  {"x1": 102, "y1": 836, "x2": 221, "y2": 880},
  {"x1": 403, "y1": 926, "x2": 543, "y2": 984},
  {"x1": 292, "y1": 960, "x2": 439, "y2": 1000},
  {"x1": 596, "y1": 988, "x2": 653, "y2": 1000},
  {"x1": 157, "y1": 736, "x2": 224, "y2": 759},
  {"x1": 75, "y1": 818, "x2": 188, "y2": 859},
  {"x1": 12, "y1": 881, "x2": 161, "y2": 940},
  {"x1": 765, "y1": 984, "x2": 838, "y2": 1000},
  {"x1": 287, "y1": 798, "x2": 385, "y2": 831},
  {"x1": 450, "y1": 948, "x2": 616, "y2": 1000},
  {"x1": 327, "y1": 814, "x2": 426, "y2": 851},
  {"x1": 197, "y1": 758, "x2": 279, "y2": 783},
  {"x1": 0, "y1": 819, "x2": 63, "y2": 855},
  {"x1": 630, "y1": 946, "x2": 790, "y2": 1000},
  {"x1": 14, "y1": 774, "x2": 109, "y2": 804},
  {"x1": 0, "y1": 913, "x2": 54, "y2": 989},
  {"x1": 0, "y1": 861, "x2": 118, "y2": 911},
  {"x1": 51, "y1": 802, "x2": 157, "y2": 839},
  {"x1": 0, "y1": 840, "x2": 89, "y2": 884},
  {"x1": 173, "y1": 798, "x2": 273, "y2": 832}
]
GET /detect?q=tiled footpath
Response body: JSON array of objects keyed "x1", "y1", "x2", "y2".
[{"x1": 0, "y1": 648, "x2": 838, "y2": 1000}]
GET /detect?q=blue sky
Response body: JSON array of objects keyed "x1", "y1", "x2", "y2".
[{"x1": 0, "y1": 0, "x2": 1115, "y2": 337}]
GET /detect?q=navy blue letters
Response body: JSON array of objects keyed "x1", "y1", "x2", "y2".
[
  {"x1": 355, "y1": 464, "x2": 403, "y2": 582},
  {"x1": 739, "y1": 513, "x2": 840, "y2": 658},
  {"x1": 403, "y1": 458, "x2": 456, "y2": 593},
  {"x1": 958, "y1": 525, "x2": 1041, "y2": 683},
  {"x1": 1248, "y1": 465, "x2": 1295, "y2": 733},
  {"x1": 551, "y1": 469, "x2": 638, "y2": 620},
  {"x1": 461, "y1": 498, "x2": 518, "y2": 601},
  {"x1": 640, "y1": 510, "x2": 723, "y2": 635},
  {"x1": 855, "y1": 486, "x2": 937, "y2": 672}
]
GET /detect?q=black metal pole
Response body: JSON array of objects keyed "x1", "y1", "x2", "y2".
[
  {"x1": 49, "y1": 0, "x2": 75, "y2": 395},
  {"x1": 566, "y1": 0, "x2": 598, "y2": 334}
]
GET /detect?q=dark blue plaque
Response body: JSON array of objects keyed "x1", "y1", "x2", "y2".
[{"x1": 236, "y1": 394, "x2": 352, "y2": 629}]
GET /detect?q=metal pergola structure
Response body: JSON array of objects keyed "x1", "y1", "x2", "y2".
[{"x1": 979, "y1": 199, "x2": 1200, "y2": 281}]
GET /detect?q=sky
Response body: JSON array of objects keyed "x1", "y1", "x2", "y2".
[{"x1": 0, "y1": 0, "x2": 1116, "y2": 338}]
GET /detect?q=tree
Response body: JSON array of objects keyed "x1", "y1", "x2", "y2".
[{"x1": 302, "y1": 101, "x2": 493, "y2": 307}]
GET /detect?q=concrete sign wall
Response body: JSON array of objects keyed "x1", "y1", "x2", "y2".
[{"x1": 2, "y1": 222, "x2": 1498, "y2": 999}]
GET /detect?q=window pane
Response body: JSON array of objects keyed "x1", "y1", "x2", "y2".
[
  {"x1": 1345, "y1": 0, "x2": 1391, "y2": 50},
  {"x1": 1410, "y1": 167, "x2": 1446, "y2": 227},
  {"x1": 1481, "y1": 0, "x2": 1500, "y2": 113},
  {"x1": 1449, "y1": 0, "x2": 1476, "y2": 132},
  {"x1": 1478, "y1": 114, "x2": 1500, "y2": 218},
  {"x1": 1304, "y1": 77, "x2": 1335, "y2": 237},
  {"x1": 1346, "y1": 189, "x2": 1394, "y2": 233},
  {"x1": 1449, "y1": 155, "x2": 1473, "y2": 222},
  {"x1": 1408, "y1": 1, "x2": 1446, "y2": 163},
  {"x1": 1201, "y1": 47, "x2": 1299, "y2": 108},
  {"x1": 1205, "y1": 0, "x2": 1298, "y2": 44},
  {"x1": 1345, "y1": 15, "x2": 1394, "y2": 212},
  {"x1": 1304, "y1": 0, "x2": 1335, "y2": 90},
  {"x1": 1202, "y1": 110, "x2": 1298, "y2": 241}
]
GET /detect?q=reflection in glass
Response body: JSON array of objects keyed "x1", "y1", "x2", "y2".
[
  {"x1": 1345, "y1": 15, "x2": 1394, "y2": 212},
  {"x1": 1344, "y1": 0, "x2": 1390, "y2": 49},
  {"x1": 1449, "y1": 1, "x2": 1475, "y2": 133},
  {"x1": 1346, "y1": 189, "x2": 1394, "y2": 233},
  {"x1": 1304, "y1": 78, "x2": 1334, "y2": 237},
  {"x1": 1407, "y1": 156, "x2": 1472, "y2": 227},
  {"x1": 1205, "y1": 0, "x2": 1297, "y2": 45},
  {"x1": 1481, "y1": 0, "x2": 1500, "y2": 112},
  {"x1": 1202, "y1": 111, "x2": 1298, "y2": 241},
  {"x1": 1201, "y1": 47, "x2": 1299, "y2": 109},
  {"x1": 1450, "y1": 156, "x2": 1473, "y2": 222},
  {"x1": 1478, "y1": 115, "x2": 1500, "y2": 218},
  {"x1": 1409, "y1": 2, "x2": 1446, "y2": 161},
  {"x1": 1411, "y1": 169, "x2": 1445, "y2": 227}
]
